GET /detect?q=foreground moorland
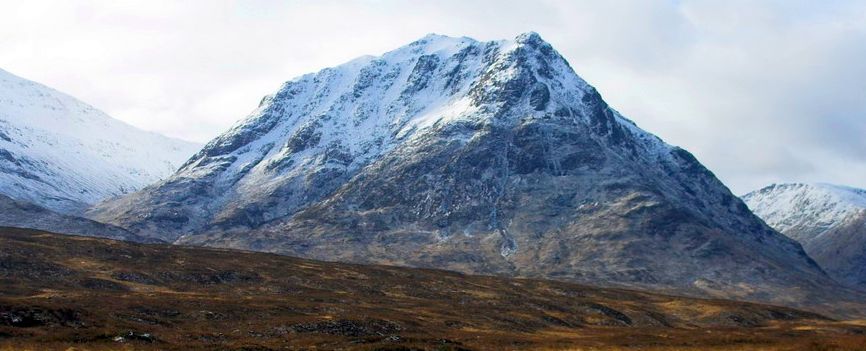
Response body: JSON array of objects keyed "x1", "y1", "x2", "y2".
[{"x1": 1, "y1": 227, "x2": 865, "y2": 350}]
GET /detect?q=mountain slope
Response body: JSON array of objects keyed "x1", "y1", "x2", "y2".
[
  {"x1": 0, "y1": 68, "x2": 200, "y2": 214},
  {"x1": 0, "y1": 194, "x2": 155, "y2": 243},
  {"x1": 90, "y1": 33, "x2": 857, "y2": 312},
  {"x1": 5, "y1": 227, "x2": 866, "y2": 351},
  {"x1": 743, "y1": 183, "x2": 866, "y2": 289}
]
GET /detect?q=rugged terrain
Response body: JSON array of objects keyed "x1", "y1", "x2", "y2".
[
  {"x1": 89, "y1": 33, "x2": 860, "y2": 313},
  {"x1": 0, "y1": 68, "x2": 199, "y2": 214},
  {"x1": 0, "y1": 194, "x2": 155, "y2": 243},
  {"x1": 2, "y1": 227, "x2": 866, "y2": 351},
  {"x1": 743, "y1": 183, "x2": 866, "y2": 290}
]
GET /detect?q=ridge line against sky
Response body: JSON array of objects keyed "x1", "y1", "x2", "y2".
[{"x1": 1, "y1": 0, "x2": 864, "y2": 193}]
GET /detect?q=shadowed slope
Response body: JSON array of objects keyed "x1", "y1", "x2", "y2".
[{"x1": 0, "y1": 194, "x2": 156, "y2": 243}]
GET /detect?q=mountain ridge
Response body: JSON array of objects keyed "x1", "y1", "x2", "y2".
[
  {"x1": 89, "y1": 32, "x2": 860, "y2": 315},
  {"x1": 91, "y1": 32, "x2": 711, "y2": 239}
]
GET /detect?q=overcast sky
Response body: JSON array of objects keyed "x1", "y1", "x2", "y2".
[{"x1": 1, "y1": 0, "x2": 864, "y2": 193}]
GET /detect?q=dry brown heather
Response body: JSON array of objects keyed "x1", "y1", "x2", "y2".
[{"x1": 1, "y1": 227, "x2": 865, "y2": 351}]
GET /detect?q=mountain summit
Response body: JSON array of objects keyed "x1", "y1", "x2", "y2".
[
  {"x1": 743, "y1": 183, "x2": 866, "y2": 290},
  {"x1": 90, "y1": 33, "x2": 857, "y2": 313},
  {"x1": 0, "y1": 68, "x2": 200, "y2": 214}
]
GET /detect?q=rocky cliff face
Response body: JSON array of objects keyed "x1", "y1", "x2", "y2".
[
  {"x1": 90, "y1": 33, "x2": 858, "y2": 312},
  {"x1": 743, "y1": 183, "x2": 866, "y2": 290}
]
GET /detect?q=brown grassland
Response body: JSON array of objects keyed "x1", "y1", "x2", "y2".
[{"x1": 1, "y1": 227, "x2": 865, "y2": 350}]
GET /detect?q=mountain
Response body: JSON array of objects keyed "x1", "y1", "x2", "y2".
[
  {"x1": 0, "y1": 68, "x2": 200, "y2": 214},
  {"x1": 743, "y1": 183, "x2": 866, "y2": 290},
  {"x1": 89, "y1": 33, "x2": 858, "y2": 313},
  {"x1": 5, "y1": 227, "x2": 864, "y2": 351},
  {"x1": 0, "y1": 194, "x2": 155, "y2": 243}
]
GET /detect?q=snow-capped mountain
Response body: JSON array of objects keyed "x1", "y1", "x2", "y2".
[
  {"x1": 0, "y1": 68, "x2": 201, "y2": 214},
  {"x1": 91, "y1": 33, "x2": 860, "y2": 313},
  {"x1": 743, "y1": 183, "x2": 866, "y2": 289}
]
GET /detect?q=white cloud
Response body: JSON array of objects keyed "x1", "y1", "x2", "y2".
[{"x1": 1, "y1": 0, "x2": 864, "y2": 193}]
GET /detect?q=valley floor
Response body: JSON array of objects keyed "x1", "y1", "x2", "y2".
[{"x1": 1, "y1": 227, "x2": 865, "y2": 350}]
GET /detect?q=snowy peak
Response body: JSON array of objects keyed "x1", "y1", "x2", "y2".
[
  {"x1": 94, "y1": 32, "x2": 721, "y2": 241},
  {"x1": 183, "y1": 31, "x2": 648, "y2": 176},
  {"x1": 0, "y1": 68, "x2": 201, "y2": 213},
  {"x1": 113, "y1": 32, "x2": 676, "y2": 239},
  {"x1": 743, "y1": 183, "x2": 866, "y2": 240},
  {"x1": 80, "y1": 32, "x2": 866, "y2": 315},
  {"x1": 88, "y1": 33, "x2": 850, "y2": 316},
  {"x1": 744, "y1": 183, "x2": 866, "y2": 290}
]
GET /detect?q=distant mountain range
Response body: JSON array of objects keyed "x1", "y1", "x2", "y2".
[
  {"x1": 87, "y1": 33, "x2": 863, "y2": 315},
  {"x1": 0, "y1": 68, "x2": 200, "y2": 215},
  {"x1": 743, "y1": 183, "x2": 866, "y2": 290}
]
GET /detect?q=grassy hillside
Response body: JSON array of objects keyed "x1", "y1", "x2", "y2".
[{"x1": 1, "y1": 227, "x2": 865, "y2": 350}]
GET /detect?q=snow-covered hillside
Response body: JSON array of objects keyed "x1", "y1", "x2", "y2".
[
  {"x1": 743, "y1": 183, "x2": 866, "y2": 242},
  {"x1": 0, "y1": 68, "x2": 201, "y2": 214},
  {"x1": 743, "y1": 183, "x2": 866, "y2": 289}
]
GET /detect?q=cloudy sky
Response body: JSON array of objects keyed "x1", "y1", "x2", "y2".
[{"x1": 1, "y1": 0, "x2": 864, "y2": 193}]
